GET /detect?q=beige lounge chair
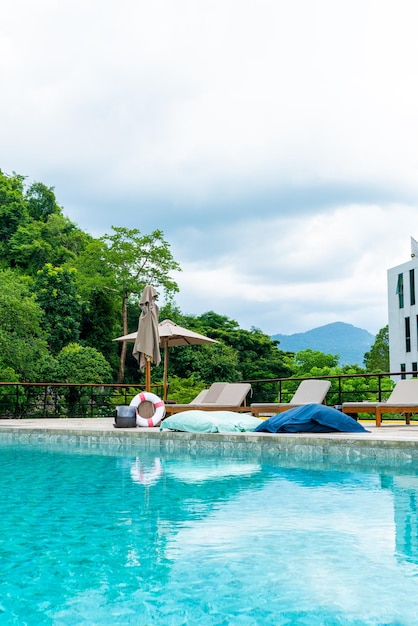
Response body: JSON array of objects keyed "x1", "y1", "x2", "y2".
[
  {"x1": 342, "y1": 379, "x2": 418, "y2": 427},
  {"x1": 164, "y1": 382, "x2": 252, "y2": 416},
  {"x1": 250, "y1": 379, "x2": 331, "y2": 417},
  {"x1": 187, "y1": 382, "x2": 228, "y2": 405}
]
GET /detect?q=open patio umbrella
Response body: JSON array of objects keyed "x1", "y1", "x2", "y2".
[
  {"x1": 114, "y1": 318, "x2": 218, "y2": 400},
  {"x1": 132, "y1": 286, "x2": 161, "y2": 391}
]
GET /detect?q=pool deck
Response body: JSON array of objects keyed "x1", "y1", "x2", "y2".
[
  {"x1": 0, "y1": 417, "x2": 417, "y2": 438},
  {"x1": 2, "y1": 418, "x2": 418, "y2": 462}
]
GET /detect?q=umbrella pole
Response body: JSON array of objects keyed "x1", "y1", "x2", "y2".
[
  {"x1": 145, "y1": 357, "x2": 151, "y2": 392},
  {"x1": 163, "y1": 341, "x2": 169, "y2": 401}
]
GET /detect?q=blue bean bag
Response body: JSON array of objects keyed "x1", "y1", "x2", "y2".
[{"x1": 254, "y1": 403, "x2": 370, "y2": 433}]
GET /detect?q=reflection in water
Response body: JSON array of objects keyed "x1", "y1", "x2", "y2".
[
  {"x1": 130, "y1": 457, "x2": 163, "y2": 487},
  {"x1": 382, "y1": 474, "x2": 418, "y2": 566},
  {"x1": 164, "y1": 460, "x2": 261, "y2": 484},
  {"x1": 128, "y1": 455, "x2": 261, "y2": 488}
]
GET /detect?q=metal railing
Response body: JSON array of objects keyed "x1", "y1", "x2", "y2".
[
  {"x1": 0, "y1": 372, "x2": 414, "y2": 419},
  {"x1": 245, "y1": 371, "x2": 413, "y2": 406},
  {"x1": 0, "y1": 382, "x2": 165, "y2": 419}
]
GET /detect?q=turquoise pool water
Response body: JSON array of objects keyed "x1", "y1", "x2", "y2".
[{"x1": 1, "y1": 439, "x2": 418, "y2": 625}]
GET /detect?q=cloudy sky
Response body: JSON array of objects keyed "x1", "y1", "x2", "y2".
[{"x1": 2, "y1": 0, "x2": 418, "y2": 337}]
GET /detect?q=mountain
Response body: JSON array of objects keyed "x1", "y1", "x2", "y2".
[{"x1": 271, "y1": 322, "x2": 376, "y2": 366}]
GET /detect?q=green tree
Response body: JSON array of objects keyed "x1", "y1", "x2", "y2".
[
  {"x1": 363, "y1": 326, "x2": 389, "y2": 372},
  {"x1": 79, "y1": 288, "x2": 120, "y2": 372},
  {"x1": 55, "y1": 343, "x2": 112, "y2": 384},
  {"x1": 49, "y1": 343, "x2": 113, "y2": 417},
  {"x1": 34, "y1": 264, "x2": 82, "y2": 353},
  {"x1": 99, "y1": 227, "x2": 181, "y2": 382},
  {"x1": 0, "y1": 269, "x2": 51, "y2": 381},
  {"x1": 8, "y1": 220, "x2": 52, "y2": 272},
  {"x1": 290, "y1": 349, "x2": 340, "y2": 375},
  {"x1": 26, "y1": 181, "x2": 60, "y2": 222},
  {"x1": 0, "y1": 170, "x2": 28, "y2": 259},
  {"x1": 9, "y1": 213, "x2": 91, "y2": 274}
]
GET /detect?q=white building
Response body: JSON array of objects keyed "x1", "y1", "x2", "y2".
[{"x1": 387, "y1": 238, "x2": 418, "y2": 378}]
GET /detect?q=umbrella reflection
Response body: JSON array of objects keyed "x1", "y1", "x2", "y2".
[
  {"x1": 165, "y1": 460, "x2": 261, "y2": 484},
  {"x1": 130, "y1": 457, "x2": 163, "y2": 487}
]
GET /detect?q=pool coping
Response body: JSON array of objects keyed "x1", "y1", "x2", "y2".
[{"x1": 2, "y1": 418, "x2": 418, "y2": 463}]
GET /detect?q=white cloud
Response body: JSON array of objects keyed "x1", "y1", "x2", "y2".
[
  {"x1": 1, "y1": 0, "x2": 418, "y2": 336},
  {"x1": 171, "y1": 203, "x2": 416, "y2": 334}
]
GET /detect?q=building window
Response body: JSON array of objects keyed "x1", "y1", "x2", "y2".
[
  {"x1": 401, "y1": 363, "x2": 406, "y2": 379},
  {"x1": 410, "y1": 269, "x2": 416, "y2": 306},
  {"x1": 413, "y1": 363, "x2": 417, "y2": 378},
  {"x1": 397, "y1": 273, "x2": 404, "y2": 308},
  {"x1": 405, "y1": 317, "x2": 411, "y2": 352}
]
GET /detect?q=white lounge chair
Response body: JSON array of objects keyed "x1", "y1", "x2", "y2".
[
  {"x1": 250, "y1": 379, "x2": 331, "y2": 417},
  {"x1": 342, "y1": 379, "x2": 418, "y2": 427}
]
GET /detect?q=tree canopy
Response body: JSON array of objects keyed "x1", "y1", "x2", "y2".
[
  {"x1": 364, "y1": 325, "x2": 389, "y2": 372},
  {"x1": 0, "y1": 269, "x2": 50, "y2": 381},
  {"x1": 34, "y1": 264, "x2": 82, "y2": 354}
]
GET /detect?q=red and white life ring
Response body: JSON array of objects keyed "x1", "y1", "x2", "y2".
[{"x1": 129, "y1": 392, "x2": 165, "y2": 427}]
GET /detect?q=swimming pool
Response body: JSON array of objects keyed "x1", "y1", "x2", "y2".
[{"x1": 1, "y1": 438, "x2": 418, "y2": 625}]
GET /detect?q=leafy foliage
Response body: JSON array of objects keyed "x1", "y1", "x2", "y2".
[
  {"x1": 364, "y1": 325, "x2": 389, "y2": 372},
  {"x1": 0, "y1": 171, "x2": 91, "y2": 274},
  {"x1": 36, "y1": 343, "x2": 114, "y2": 418},
  {"x1": 100, "y1": 226, "x2": 181, "y2": 299},
  {"x1": 9, "y1": 214, "x2": 91, "y2": 274},
  {"x1": 0, "y1": 170, "x2": 28, "y2": 258},
  {"x1": 34, "y1": 264, "x2": 82, "y2": 354},
  {"x1": 283, "y1": 346, "x2": 393, "y2": 405},
  {"x1": 163, "y1": 375, "x2": 207, "y2": 404},
  {"x1": 26, "y1": 181, "x2": 61, "y2": 222},
  {"x1": 290, "y1": 349, "x2": 340, "y2": 374},
  {"x1": 0, "y1": 269, "x2": 50, "y2": 381},
  {"x1": 54, "y1": 344, "x2": 113, "y2": 384},
  {"x1": 98, "y1": 226, "x2": 181, "y2": 381},
  {"x1": 79, "y1": 288, "x2": 120, "y2": 370}
]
